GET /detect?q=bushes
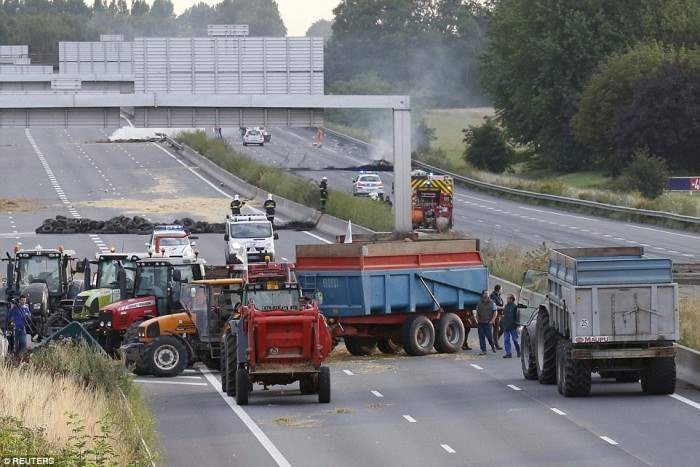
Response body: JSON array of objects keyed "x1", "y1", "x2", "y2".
[
  {"x1": 621, "y1": 152, "x2": 669, "y2": 199},
  {"x1": 177, "y1": 130, "x2": 394, "y2": 231},
  {"x1": 0, "y1": 341, "x2": 158, "y2": 465},
  {"x1": 463, "y1": 117, "x2": 512, "y2": 173}
]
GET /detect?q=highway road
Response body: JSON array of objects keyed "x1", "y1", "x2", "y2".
[
  {"x1": 2, "y1": 126, "x2": 700, "y2": 467},
  {"x1": 229, "y1": 127, "x2": 700, "y2": 262}
]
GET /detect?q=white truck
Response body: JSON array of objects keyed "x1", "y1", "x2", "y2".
[
  {"x1": 518, "y1": 247, "x2": 678, "y2": 397},
  {"x1": 224, "y1": 215, "x2": 278, "y2": 263}
]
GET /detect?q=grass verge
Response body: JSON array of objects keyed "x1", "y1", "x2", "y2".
[
  {"x1": 0, "y1": 341, "x2": 158, "y2": 465},
  {"x1": 177, "y1": 130, "x2": 393, "y2": 231},
  {"x1": 680, "y1": 295, "x2": 700, "y2": 350}
]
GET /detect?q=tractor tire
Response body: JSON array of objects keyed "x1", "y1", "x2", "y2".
[
  {"x1": 377, "y1": 338, "x2": 401, "y2": 354},
  {"x1": 299, "y1": 376, "x2": 316, "y2": 395},
  {"x1": 641, "y1": 357, "x2": 676, "y2": 395},
  {"x1": 225, "y1": 334, "x2": 237, "y2": 397},
  {"x1": 521, "y1": 327, "x2": 538, "y2": 380},
  {"x1": 434, "y1": 313, "x2": 465, "y2": 354},
  {"x1": 401, "y1": 315, "x2": 435, "y2": 356},
  {"x1": 318, "y1": 366, "x2": 331, "y2": 404},
  {"x1": 557, "y1": 340, "x2": 591, "y2": 397},
  {"x1": 235, "y1": 368, "x2": 250, "y2": 405},
  {"x1": 535, "y1": 308, "x2": 557, "y2": 385},
  {"x1": 343, "y1": 336, "x2": 377, "y2": 356},
  {"x1": 145, "y1": 336, "x2": 188, "y2": 377}
]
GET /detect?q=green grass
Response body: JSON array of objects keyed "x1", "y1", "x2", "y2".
[
  {"x1": 177, "y1": 130, "x2": 393, "y2": 231},
  {"x1": 324, "y1": 122, "x2": 372, "y2": 142},
  {"x1": 424, "y1": 107, "x2": 494, "y2": 167}
]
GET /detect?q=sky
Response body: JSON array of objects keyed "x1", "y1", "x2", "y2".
[{"x1": 171, "y1": 1, "x2": 341, "y2": 36}]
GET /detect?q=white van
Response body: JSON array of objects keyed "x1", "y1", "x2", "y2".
[{"x1": 224, "y1": 215, "x2": 277, "y2": 263}]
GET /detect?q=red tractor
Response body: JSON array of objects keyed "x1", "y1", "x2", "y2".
[{"x1": 220, "y1": 262, "x2": 333, "y2": 405}]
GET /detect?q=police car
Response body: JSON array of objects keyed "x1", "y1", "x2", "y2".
[
  {"x1": 145, "y1": 225, "x2": 197, "y2": 258},
  {"x1": 352, "y1": 172, "x2": 385, "y2": 198},
  {"x1": 224, "y1": 215, "x2": 277, "y2": 263}
]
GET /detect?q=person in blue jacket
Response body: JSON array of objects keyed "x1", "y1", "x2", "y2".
[{"x1": 5, "y1": 295, "x2": 32, "y2": 355}]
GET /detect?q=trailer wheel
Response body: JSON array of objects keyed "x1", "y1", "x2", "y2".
[
  {"x1": 557, "y1": 340, "x2": 591, "y2": 397},
  {"x1": 535, "y1": 308, "x2": 557, "y2": 384},
  {"x1": 300, "y1": 376, "x2": 316, "y2": 395},
  {"x1": 224, "y1": 334, "x2": 237, "y2": 397},
  {"x1": 641, "y1": 357, "x2": 676, "y2": 395},
  {"x1": 434, "y1": 313, "x2": 465, "y2": 353},
  {"x1": 318, "y1": 366, "x2": 331, "y2": 403},
  {"x1": 521, "y1": 327, "x2": 538, "y2": 380},
  {"x1": 344, "y1": 336, "x2": 377, "y2": 356},
  {"x1": 235, "y1": 368, "x2": 250, "y2": 405},
  {"x1": 377, "y1": 338, "x2": 401, "y2": 354},
  {"x1": 146, "y1": 336, "x2": 188, "y2": 377},
  {"x1": 402, "y1": 315, "x2": 435, "y2": 356}
]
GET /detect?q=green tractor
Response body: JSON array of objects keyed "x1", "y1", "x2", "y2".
[
  {"x1": 70, "y1": 252, "x2": 144, "y2": 326},
  {"x1": 0, "y1": 244, "x2": 84, "y2": 338}
]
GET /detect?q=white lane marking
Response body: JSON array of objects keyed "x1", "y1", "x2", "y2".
[
  {"x1": 402, "y1": 415, "x2": 417, "y2": 423},
  {"x1": 0, "y1": 232, "x2": 36, "y2": 238},
  {"x1": 682, "y1": 254, "x2": 695, "y2": 258},
  {"x1": 507, "y1": 384, "x2": 522, "y2": 391},
  {"x1": 600, "y1": 436, "x2": 618, "y2": 446},
  {"x1": 182, "y1": 369, "x2": 199, "y2": 373},
  {"x1": 371, "y1": 390, "x2": 384, "y2": 398},
  {"x1": 520, "y1": 206, "x2": 596, "y2": 221},
  {"x1": 628, "y1": 224, "x2": 700, "y2": 240},
  {"x1": 304, "y1": 230, "x2": 333, "y2": 244},
  {"x1": 133, "y1": 380, "x2": 208, "y2": 386},
  {"x1": 457, "y1": 193, "x2": 498, "y2": 204},
  {"x1": 668, "y1": 250, "x2": 679, "y2": 254},
  {"x1": 172, "y1": 375, "x2": 204, "y2": 380},
  {"x1": 470, "y1": 364, "x2": 484, "y2": 370},
  {"x1": 342, "y1": 369, "x2": 354, "y2": 376},
  {"x1": 200, "y1": 368, "x2": 292, "y2": 467},
  {"x1": 441, "y1": 444, "x2": 456, "y2": 454},
  {"x1": 670, "y1": 393, "x2": 700, "y2": 410},
  {"x1": 550, "y1": 408, "x2": 566, "y2": 415}
]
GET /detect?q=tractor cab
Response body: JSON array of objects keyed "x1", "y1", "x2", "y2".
[
  {"x1": 71, "y1": 252, "x2": 143, "y2": 322},
  {"x1": 243, "y1": 262, "x2": 301, "y2": 310},
  {"x1": 1, "y1": 244, "x2": 84, "y2": 337}
]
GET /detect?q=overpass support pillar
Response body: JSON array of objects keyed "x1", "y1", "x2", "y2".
[{"x1": 392, "y1": 108, "x2": 412, "y2": 233}]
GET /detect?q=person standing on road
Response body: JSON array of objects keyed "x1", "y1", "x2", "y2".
[
  {"x1": 216, "y1": 127, "x2": 223, "y2": 140},
  {"x1": 230, "y1": 195, "x2": 245, "y2": 216},
  {"x1": 490, "y1": 284, "x2": 504, "y2": 350},
  {"x1": 5, "y1": 295, "x2": 31, "y2": 355},
  {"x1": 264, "y1": 193, "x2": 276, "y2": 225},
  {"x1": 476, "y1": 290, "x2": 497, "y2": 355},
  {"x1": 319, "y1": 177, "x2": 328, "y2": 212},
  {"x1": 501, "y1": 294, "x2": 521, "y2": 358}
]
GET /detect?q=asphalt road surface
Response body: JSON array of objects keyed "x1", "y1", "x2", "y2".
[
  {"x1": 228, "y1": 127, "x2": 700, "y2": 262},
  {"x1": 3, "y1": 126, "x2": 700, "y2": 467}
]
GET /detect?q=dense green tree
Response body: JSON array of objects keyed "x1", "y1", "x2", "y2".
[
  {"x1": 615, "y1": 59, "x2": 700, "y2": 171},
  {"x1": 178, "y1": 2, "x2": 215, "y2": 36},
  {"x1": 305, "y1": 18, "x2": 332, "y2": 41},
  {"x1": 463, "y1": 117, "x2": 512, "y2": 173},
  {"x1": 149, "y1": 0, "x2": 172, "y2": 19},
  {"x1": 621, "y1": 151, "x2": 669, "y2": 199},
  {"x1": 481, "y1": 0, "x2": 700, "y2": 172},
  {"x1": 130, "y1": 0, "x2": 147, "y2": 16},
  {"x1": 215, "y1": 0, "x2": 286, "y2": 37},
  {"x1": 326, "y1": 0, "x2": 487, "y2": 106}
]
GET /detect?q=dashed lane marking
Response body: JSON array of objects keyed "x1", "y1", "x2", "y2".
[
  {"x1": 550, "y1": 408, "x2": 567, "y2": 416},
  {"x1": 441, "y1": 444, "x2": 456, "y2": 454},
  {"x1": 507, "y1": 384, "x2": 522, "y2": 391},
  {"x1": 470, "y1": 364, "x2": 484, "y2": 370},
  {"x1": 600, "y1": 436, "x2": 619, "y2": 446},
  {"x1": 670, "y1": 393, "x2": 700, "y2": 410},
  {"x1": 402, "y1": 415, "x2": 417, "y2": 423},
  {"x1": 200, "y1": 368, "x2": 292, "y2": 467},
  {"x1": 342, "y1": 369, "x2": 354, "y2": 376},
  {"x1": 172, "y1": 375, "x2": 204, "y2": 380},
  {"x1": 371, "y1": 390, "x2": 383, "y2": 398}
]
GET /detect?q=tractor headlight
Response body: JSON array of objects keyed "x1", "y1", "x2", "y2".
[
  {"x1": 106, "y1": 321, "x2": 112, "y2": 327},
  {"x1": 32, "y1": 303, "x2": 41, "y2": 310},
  {"x1": 100, "y1": 321, "x2": 105, "y2": 327}
]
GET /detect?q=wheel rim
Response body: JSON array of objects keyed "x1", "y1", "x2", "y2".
[
  {"x1": 154, "y1": 345, "x2": 179, "y2": 371},
  {"x1": 537, "y1": 327, "x2": 545, "y2": 373},
  {"x1": 445, "y1": 321, "x2": 461, "y2": 345},
  {"x1": 416, "y1": 323, "x2": 431, "y2": 348}
]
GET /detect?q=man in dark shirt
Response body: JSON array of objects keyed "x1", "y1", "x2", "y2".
[
  {"x1": 501, "y1": 294, "x2": 521, "y2": 358},
  {"x1": 5, "y1": 295, "x2": 31, "y2": 355},
  {"x1": 476, "y1": 290, "x2": 497, "y2": 355}
]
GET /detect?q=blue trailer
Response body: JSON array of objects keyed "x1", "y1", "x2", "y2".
[{"x1": 296, "y1": 239, "x2": 488, "y2": 356}]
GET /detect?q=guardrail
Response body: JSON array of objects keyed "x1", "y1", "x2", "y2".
[{"x1": 323, "y1": 127, "x2": 700, "y2": 228}]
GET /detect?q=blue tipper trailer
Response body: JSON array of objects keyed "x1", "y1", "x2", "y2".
[{"x1": 295, "y1": 238, "x2": 488, "y2": 356}]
